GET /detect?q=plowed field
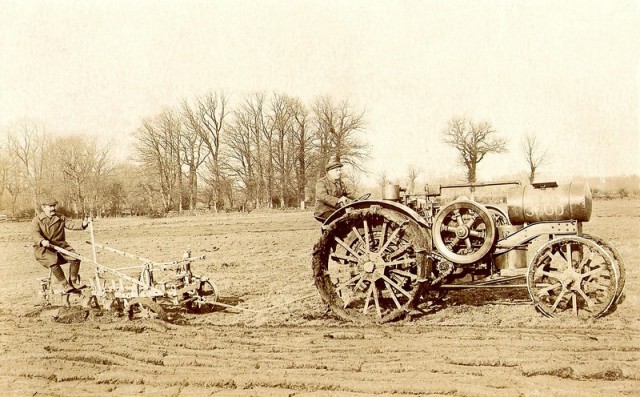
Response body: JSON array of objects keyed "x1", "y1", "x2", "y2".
[{"x1": 1, "y1": 200, "x2": 638, "y2": 396}]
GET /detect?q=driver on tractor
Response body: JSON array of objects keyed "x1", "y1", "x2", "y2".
[{"x1": 314, "y1": 160, "x2": 356, "y2": 223}]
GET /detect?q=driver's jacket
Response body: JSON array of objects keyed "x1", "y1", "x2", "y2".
[{"x1": 314, "y1": 176, "x2": 355, "y2": 218}]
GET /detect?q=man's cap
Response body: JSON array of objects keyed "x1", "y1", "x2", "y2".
[
  {"x1": 42, "y1": 197, "x2": 58, "y2": 206},
  {"x1": 326, "y1": 160, "x2": 343, "y2": 172}
]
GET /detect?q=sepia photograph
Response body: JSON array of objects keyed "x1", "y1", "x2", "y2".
[{"x1": 1, "y1": 1, "x2": 638, "y2": 396}]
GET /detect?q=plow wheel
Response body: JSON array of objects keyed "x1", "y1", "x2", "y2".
[
  {"x1": 527, "y1": 236, "x2": 618, "y2": 319},
  {"x1": 105, "y1": 297, "x2": 125, "y2": 315},
  {"x1": 127, "y1": 298, "x2": 167, "y2": 321},
  {"x1": 433, "y1": 200, "x2": 496, "y2": 264},
  {"x1": 582, "y1": 234, "x2": 626, "y2": 303},
  {"x1": 312, "y1": 207, "x2": 431, "y2": 323},
  {"x1": 186, "y1": 280, "x2": 219, "y2": 313}
]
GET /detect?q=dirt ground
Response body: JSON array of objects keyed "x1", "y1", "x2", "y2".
[{"x1": 0, "y1": 199, "x2": 638, "y2": 396}]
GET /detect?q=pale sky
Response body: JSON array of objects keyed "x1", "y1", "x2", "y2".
[{"x1": 1, "y1": 0, "x2": 638, "y2": 185}]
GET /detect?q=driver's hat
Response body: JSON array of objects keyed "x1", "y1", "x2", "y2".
[
  {"x1": 326, "y1": 160, "x2": 343, "y2": 172},
  {"x1": 41, "y1": 197, "x2": 58, "y2": 206}
]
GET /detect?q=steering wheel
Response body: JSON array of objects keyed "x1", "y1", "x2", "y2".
[
  {"x1": 337, "y1": 193, "x2": 371, "y2": 209},
  {"x1": 352, "y1": 193, "x2": 371, "y2": 202}
]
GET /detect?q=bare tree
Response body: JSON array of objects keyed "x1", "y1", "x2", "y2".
[
  {"x1": 160, "y1": 110, "x2": 185, "y2": 212},
  {"x1": 289, "y1": 97, "x2": 313, "y2": 207},
  {"x1": 262, "y1": 97, "x2": 276, "y2": 208},
  {"x1": 6, "y1": 121, "x2": 50, "y2": 210},
  {"x1": 522, "y1": 133, "x2": 549, "y2": 184},
  {"x1": 1, "y1": 142, "x2": 25, "y2": 215},
  {"x1": 196, "y1": 92, "x2": 229, "y2": 212},
  {"x1": 312, "y1": 96, "x2": 369, "y2": 172},
  {"x1": 134, "y1": 109, "x2": 182, "y2": 212},
  {"x1": 270, "y1": 93, "x2": 295, "y2": 208},
  {"x1": 90, "y1": 140, "x2": 113, "y2": 216},
  {"x1": 405, "y1": 165, "x2": 422, "y2": 194},
  {"x1": 442, "y1": 116, "x2": 507, "y2": 187},
  {"x1": 50, "y1": 135, "x2": 111, "y2": 215},
  {"x1": 375, "y1": 171, "x2": 388, "y2": 199},
  {"x1": 181, "y1": 100, "x2": 210, "y2": 210},
  {"x1": 226, "y1": 105, "x2": 256, "y2": 208},
  {"x1": 342, "y1": 167, "x2": 363, "y2": 196},
  {"x1": 237, "y1": 93, "x2": 268, "y2": 208}
]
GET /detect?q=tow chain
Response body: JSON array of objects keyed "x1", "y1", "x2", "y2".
[{"x1": 210, "y1": 291, "x2": 318, "y2": 314}]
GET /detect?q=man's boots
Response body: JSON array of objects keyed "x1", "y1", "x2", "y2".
[
  {"x1": 68, "y1": 261, "x2": 86, "y2": 289},
  {"x1": 51, "y1": 264, "x2": 79, "y2": 294}
]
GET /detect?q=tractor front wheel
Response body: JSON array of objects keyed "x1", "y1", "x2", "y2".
[{"x1": 527, "y1": 236, "x2": 618, "y2": 319}]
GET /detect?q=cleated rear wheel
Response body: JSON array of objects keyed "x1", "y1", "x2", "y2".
[{"x1": 312, "y1": 207, "x2": 431, "y2": 323}]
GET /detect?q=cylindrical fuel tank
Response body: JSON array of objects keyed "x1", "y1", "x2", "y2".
[
  {"x1": 383, "y1": 183, "x2": 401, "y2": 201},
  {"x1": 507, "y1": 182, "x2": 592, "y2": 225},
  {"x1": 494, "y1": 225, "x2": 527, "y2": 270}
]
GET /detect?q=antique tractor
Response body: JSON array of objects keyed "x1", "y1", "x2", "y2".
[{"x1": 312, "y1": 181, "x2": 625, "y2": 323}]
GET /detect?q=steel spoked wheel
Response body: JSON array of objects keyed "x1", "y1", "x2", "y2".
[
  {"x1": 186, "y1": 280, "x2": 219, "y2": 313},
  {"x1": 312, "y1": 207, "x2": 431, "y2": 323},
  {"x1": 127, "y1": 298, "x2": 167, "y2": 321},
  {"x1": 433, "y1": 200, "x2": 496, "y2": 264},
  {"x1": 527, "y1": 236, "x2": 618, "y2": 319},
  {"x1": 582, "y1": 234, "x2": 626, "y2": 303}
]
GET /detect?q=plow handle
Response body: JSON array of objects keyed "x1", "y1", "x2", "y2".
[
  {"x1": 88, "y1": 215, "x2": 97, "y2": 263},
  {"x1": 50, "y1": 244, "x2": 163, "y2": 294}
]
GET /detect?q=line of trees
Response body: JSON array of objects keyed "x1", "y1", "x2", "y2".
[
  {"x1": 2, "y1": 99, "x2": 567, "y2": 219},
  {"x1": 0, "y1": 92, "x2": 369, "y2": 217},
  {"x1": 133, "y1": 92, "x2": 368, "y2": 214},
  {"x1": 0, "y1": 122, "x2": 112, "y2": 217}
]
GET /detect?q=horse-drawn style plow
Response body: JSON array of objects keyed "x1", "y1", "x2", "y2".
[{"x1": 38, "y1": 229, "x2": 218, "y2": 320}]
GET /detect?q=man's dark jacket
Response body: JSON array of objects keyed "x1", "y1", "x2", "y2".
[
  {"x1": 32, "y1": 212, "x2": 85, "y2": 267},
  {"x1": 314, "y1": 176, "x2": 354, "y2": 219}
]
